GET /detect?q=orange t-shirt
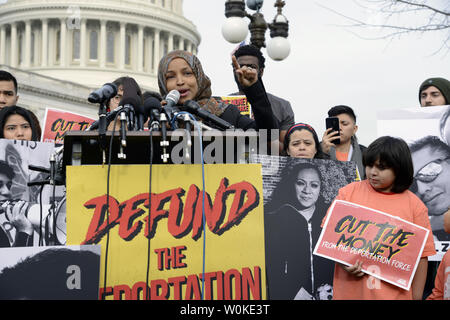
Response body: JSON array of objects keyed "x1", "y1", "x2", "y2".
[
  {"x1": 426, "y1": 250, "x2": 450, "y2": 300},
  {"x1": 328, "y1": 180, "x2": 436, "y2": 300},
  {"x1": 335, "y1": 150, "x2": 348, "y2": 161}
]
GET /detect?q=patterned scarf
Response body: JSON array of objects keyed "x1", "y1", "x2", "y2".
[{"x1": 157, "y1": 50, "x2": 227, "y2": 116}]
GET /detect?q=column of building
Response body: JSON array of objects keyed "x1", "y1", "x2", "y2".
[{"x1": 0, "y1": 17, "x2": 196, "y2": 74}]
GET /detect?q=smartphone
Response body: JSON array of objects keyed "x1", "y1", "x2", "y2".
[{"x1": 325, "y1": 117, "x2": 340, "y2": 145}]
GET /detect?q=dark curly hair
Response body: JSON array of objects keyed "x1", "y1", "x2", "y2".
[{"x1": 233, "y1": 44, "x2": 266, "y2": 70}]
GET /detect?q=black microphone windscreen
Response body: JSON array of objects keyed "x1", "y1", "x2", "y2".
[
  {"x1": 120, "y1": 96, "x2": 141, "y2": 109},
  {"x1": 88, "y1": 83, "x2": 118, "y2": 104},
  {"x1": 183, "y1": 100, "x2": 200, "y2": 112},
  {"x1": 144, "y1": 97, "x2": 162, "y2": 109}
]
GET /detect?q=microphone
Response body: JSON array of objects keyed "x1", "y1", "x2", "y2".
[
  {"x1": 183, "y1": 100, "x2": 234, "y2": 130},
  {"x1": 118, "y1": 96, "x2": 140, "y2": 147},
  {"x1": 88, "y1": 83, "x2": 118, "y2": 104},
  {"x1": 144, "y1": 96, "x2": 163, "y2": 130},
  {"x1": 162, "y1": 90, "x2": 180, "y2": 122},
  {"x1": 160, "y1": 91, "x2": 181, "y2": 163},
  {"x1": 87, "y1": 106, "x2": 125, "y2": 130},
  {"x1": 116, "y1": 78, "x2": 142, "y2": 156},
  {"x1": 128, "y1": 96, "x2": 146, "y2": 131}
]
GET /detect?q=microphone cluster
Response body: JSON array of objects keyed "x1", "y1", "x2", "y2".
[{"x1": 87, "y1": 86, "x2": 234, "y2": 162}]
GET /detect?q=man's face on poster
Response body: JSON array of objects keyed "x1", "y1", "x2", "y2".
[
  {"x1": 443, "y1": 114, "x2": 450, "y2": 145},
  {"x1": 411, "y1": 145, "x2": 450, "y2": 216},
  {"x1": 0, "y1": 173, "x2": 13, "y2": 201}
]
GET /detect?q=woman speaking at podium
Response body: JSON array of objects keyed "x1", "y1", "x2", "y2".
[{"x1": 157, "y1": 50, "x2": 278, "y2": 131}]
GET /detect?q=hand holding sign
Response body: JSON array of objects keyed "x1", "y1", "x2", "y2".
[
  {"x1": 341, "y1": 260, "x2": 365, "y2": 278},
  {"x1": 314, "y1": 200, "x2": 430, "y2": 290}
]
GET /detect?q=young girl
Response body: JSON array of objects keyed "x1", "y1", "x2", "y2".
[
  {"x1": 0, "y1": 105, "x2": 41, "y2": 141},
  {"x1": 329, "y1": 136, "x2": 436, "y2": 300}
]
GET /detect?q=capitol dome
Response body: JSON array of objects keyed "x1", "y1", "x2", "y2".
[{"x1": 0, "y1": 0, "x2": 200, "y2": 89}]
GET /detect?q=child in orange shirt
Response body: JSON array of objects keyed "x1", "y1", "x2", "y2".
[
  {"x1": 329, "y1": 136, "x2": 436, "y2": 300},
  {"x1": 427, "y1": 208, "x2": 450, "y2": 300}
]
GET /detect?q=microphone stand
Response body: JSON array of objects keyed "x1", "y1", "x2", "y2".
[
  {"x1": 118, "y1": 108, "x2": 128, "y2": 160},
  {"x1": 97, "y1": 101, "x2": 108, "y2": 164},
  {"x1": 159, "y1": 113, "x2": 169, "y2": 163},
  {"x1": 181, "y1": 113, "x2": 192, "y2": 160},
  {"x1": 149, "y1": 108, "x2": 161, "y2": 132}
]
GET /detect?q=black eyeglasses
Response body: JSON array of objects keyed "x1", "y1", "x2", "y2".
[{"x1": 231, "y1": 63, "x2": 259, "y2": 70}]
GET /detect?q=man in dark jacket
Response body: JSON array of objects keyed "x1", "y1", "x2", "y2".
[
  {"x1": 321, "y1": 105, "x2": 366, "y2": 180},
  {"x1": 231, "y1": 45, "x2": 295, "y2": 153}
]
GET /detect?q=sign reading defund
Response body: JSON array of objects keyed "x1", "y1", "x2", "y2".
[{"x1": 66, "y1": 164, "x2": 266, "y2": 300}]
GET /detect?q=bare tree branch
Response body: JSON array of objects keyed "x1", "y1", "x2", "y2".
[
  {"x1": 395, "y1": 0, "x2": 449, "y2": 16},
  {"x1": 317, "y1": 0, "x2": 450, "y2": 53}
]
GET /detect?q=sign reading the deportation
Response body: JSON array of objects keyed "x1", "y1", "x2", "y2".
[
  {"x1": 66, "y1": 164, "x2": 266, "y2": 300},
  {"x1": 314, "y1": 200, "x2": 430, "y2": 290}
]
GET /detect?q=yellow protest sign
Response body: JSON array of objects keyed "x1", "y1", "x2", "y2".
[{"x1": 66, "y1": 164, "x2": 266, "y2": 300}]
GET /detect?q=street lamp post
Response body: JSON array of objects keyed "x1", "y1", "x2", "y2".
[{"x1": 222, "y1": 0, "x2": 290, "y2": 61}]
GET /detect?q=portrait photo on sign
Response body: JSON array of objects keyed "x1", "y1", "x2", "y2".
[
  {"x1": 0, "y1": 138, "x2": 66, "y2": 248},
  {"x1": 251, "y1": 155, "x2": 356, "y2": 300},
  {"x1": 378, "y1": 105, "x2": 450, "y2": 258}
]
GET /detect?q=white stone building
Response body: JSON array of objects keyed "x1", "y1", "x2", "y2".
[{"x1": 0, "y1": 0, "x2": 200, "y2": 122}]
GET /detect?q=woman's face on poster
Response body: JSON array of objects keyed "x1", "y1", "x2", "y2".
[
  {"x1": 411, "y1": 145, "x2": 450, "y2": 216},
  {"x1": 295, "y1": 168, "x2": 321, "y2": 209}
]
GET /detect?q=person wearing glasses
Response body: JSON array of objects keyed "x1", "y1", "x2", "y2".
[
  {"x1": 230, "y1": 44, "x2": 295, "y2": 153},
  {"x1": 409, "y1": 135, "x2": 450, "y2": 241},
  {"x1": 440, "y1": 107, "x2": 450, "y2": 146}
]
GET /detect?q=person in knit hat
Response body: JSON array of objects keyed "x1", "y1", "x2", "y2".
[{"x1": 419, "y1": 77, "x2": 450, "y2": 107}]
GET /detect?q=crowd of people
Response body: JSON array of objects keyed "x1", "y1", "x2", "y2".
[{"x1": 0, "y1": 43, "x2": 450, "y2": 300}]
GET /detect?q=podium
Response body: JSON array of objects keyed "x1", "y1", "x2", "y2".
[{"x1": 62, "y1": 129, "x2": 272, "y2": 166}]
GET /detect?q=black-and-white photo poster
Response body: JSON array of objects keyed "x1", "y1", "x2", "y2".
[
  {"x1": 0, "y1": 139, "x2": 66, "y2": 248},
  {"x1": 378, "y1": 105, "x2": 450, "y2": 260},
  {"x1": 251, "y1": 155, "x2": 356, "y2": 300},
  {"x1": 0, "y1": 245, "x2": 100, "y2": 300}
]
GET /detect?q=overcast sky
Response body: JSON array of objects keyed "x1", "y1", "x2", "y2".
[
  {"x1": 0, "y1": 0, "x2": 447, "y2": 145},
  {"x1": 183, "y1": 0, "x2": 449, "y2": 146}
]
